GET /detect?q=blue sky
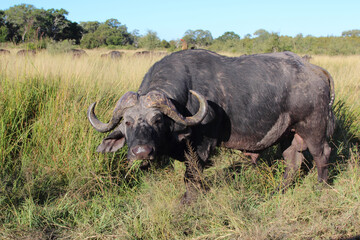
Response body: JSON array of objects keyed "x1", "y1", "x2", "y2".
[{"x1": 1, "y1": 0, "x2": 359, "y2": 40}]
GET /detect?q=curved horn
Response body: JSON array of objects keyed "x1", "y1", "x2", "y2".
[
  {"x1": 185, "y1": 90, "x2": 208, "y2": 125},
  {"x1": 142, "y1": 90, "x2": 208, "y2": 126},
  {"x1": 87, "y1": 91, "x2": 138, "y2": 132}
]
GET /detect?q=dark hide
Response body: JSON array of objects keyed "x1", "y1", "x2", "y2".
[{"x1": 90, "y1": 50, "x2": 335, "y2": 203}]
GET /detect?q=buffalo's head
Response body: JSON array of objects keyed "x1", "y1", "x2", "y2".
[{"x1": 87, "y1": 90, "x2": 208, "y2": 166}]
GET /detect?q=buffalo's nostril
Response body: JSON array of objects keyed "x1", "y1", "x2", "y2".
[{"x1": 131, "y1": 145, "x2": 153, "y2": 159}]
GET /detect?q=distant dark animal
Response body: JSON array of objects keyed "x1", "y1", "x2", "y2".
[
  {"x1": 302, "y1": 55, "x2": 312, "y2": 62},
  {"x1": 17, "y1": 49, "x2": 36, "y2": 56},
  {"x1": 109, "y1": 50, "x2": 123, "y2": 58},
  {"x1": 0, "y1": 49, "x2": 10, "y2": 55},
  {"x1": 133, "y1": 51, "x2": 151, "y2": 56},
  {"x1": 101, "y1": 50, "x2": 124, "y2": 59},
  {"x1": 71, "y1": 49, "x2": 88, "y2": 58},
  {"x1": 133, "y1": 51, "x2": 168, "y2": 57},
  {"x1": 88, "y1": 50, "x2": 335, "y2": 204}
]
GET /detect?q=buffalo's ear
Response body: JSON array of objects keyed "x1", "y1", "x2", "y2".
[
  {"x1": 96, "y1": 129, "x2": 126, "y2": 153},
  {"x1": 172, "y1": 123, "x2": 192, "y2": 142}
]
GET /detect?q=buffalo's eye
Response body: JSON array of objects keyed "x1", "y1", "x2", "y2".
[
  {"x1": 151, "y1": 115, "x2": 163, "y2": 125},
  {"x1": 125, "y1": 119, "x2": 134, "y2": 127}
]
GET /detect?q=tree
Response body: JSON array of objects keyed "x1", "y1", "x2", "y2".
[
  {"x1": 168, "y1": 40, "x2": 178, "y2": 51},
  {"x1": 0, "y1": 11, "x2": 4, "y2": 27},
  {"x1": 61, "y1": 21, "x2": 83, "y2": 44},
  {"x1": 183, "y1": 29, "x2": 213, "y2": 47},
  {"x1": 253, "y1": 29, "x2": 270, "y2": 40},
  {"x1": 5, "y1": 4, "x2": 37, "y2": 42},
  {"x1": 242, "y1": 35, "x2": 253, "y2": 54},
  {"x1": 80, "y1": 21, "x2": 100, "y2": 34},
  {"x1": 160, "y1": 39, "x2": 170, "y2": 48},
  {"x1": 0, "y1": 10, "x2": 8, "y2": 42},
  {"x1": 342, "y1": 29, "x2": 360, "y2": 37},
  {"x1": 45, "y1": 8, "x2": 70, "y2": 40},
  {"x1": 80, "y1": 32, "x2": 101, "y2": 49},
  {"x1": 210, "y1": 31, "x2": 241, "y2": 52},
  {"x1": 216, "y1": 31, "x2": 240, "y2": 42},
  {"x1": 138, "y1": 30, "x2": 161, "y2": 49},
  {"x1": 131, "y1": 29, "x2": 140, "y2": 47},
  {"x1": 80, "y1": 18, "x2": 133, "y2": 48},
  {"x1": 103, "y1": 19, "x2": 132, "y2": 46},
  {"x1": 4, "y1": 5, "x2": 81, "y2": 43},
  {"x1": 244, "y1": 33, "x2": 252, "y2": 39}
]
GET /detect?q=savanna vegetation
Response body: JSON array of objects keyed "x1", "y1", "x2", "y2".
[
  {"x1": 2, "y1": 4, "x2": 360, "y2": 55},
  {"x1": 0, "y1": 48, "x2": 359, "y2": 239},
  {"x1": 0, "y1": 3, "x2": 359, "y2": 240}
]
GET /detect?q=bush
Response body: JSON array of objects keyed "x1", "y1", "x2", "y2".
[
  {"x1": 21, "y1": 40, "x2": 47, "y2": 50},
  {"x1": 0, "y1": 25, "x2": 9, "y2": 42},
  {"x1": 46, "y1": 39, "x2": 76, "y2": 54},
  {"x1": 80, "y1": 32, "x2": 101, "y2": 49},
  {"x1": 138, "y1": 30, "x2": 161, "y2": 50}
]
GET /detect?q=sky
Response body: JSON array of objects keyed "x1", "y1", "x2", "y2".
[{"x1": 1, "y1": 0, "x2": 359, "y2": 41}]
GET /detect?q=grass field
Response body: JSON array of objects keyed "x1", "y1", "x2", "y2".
[{"x1": 0, "y1": 49, "x2": 359, "y2": 239}]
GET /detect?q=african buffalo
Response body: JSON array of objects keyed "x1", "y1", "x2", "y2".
[
  {"x1": 101, "y1": 50, "x2": 123, "y2": 59},
  {"x1": 17, "y1": 49, "x2": 36, "y2": 56},
  {"x1": 133, "y1": 51, "x2": 151, "y2": 56},
  {"x1": 88, "y1": 50, "x2": 335, "y2": 203},
  {"x1": 71, "y1": 49, "x2": 87, "y2": 58},
  {"x1": 0, "y1": 49, "x2": 10, "y2": 55}
]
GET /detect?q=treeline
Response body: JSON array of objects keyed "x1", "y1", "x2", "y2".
[
  {"x1": 209, "y1": 30, "x2": 360, "y2": 55},
  {"x1": 1, "y1": 4, "x2": 360, "y2": 55}
]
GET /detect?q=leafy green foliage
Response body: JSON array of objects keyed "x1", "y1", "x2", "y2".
[
  {"x1": 137, "y1": 30, "x2": 161, "y2": 49},
  {"x1": 0, "y1": 10, "x2": 8, "y2": 42},
  {"x1": 80, "y1": 21, "x2": 100, "y2": 34},
  {"x1": 160, "y1": 39, "x2": 170, "y2": 48},
  {"x1": 183, "y1": 29, "x2": 213, "y2": 48},
  {"x1": 4, "y1": 4, "x2": 36, "y2": 42},
  {"x1": 2, "y1": 4, "x2": 360, "y2": 54},
  {"x1": 2, "y1": 4, "x2": 82, "y2": 44},
  {"x1": 46, "y1": 39, "x2": 76, "y2": 54},
  {"x1": 0, "y1": 25, "x2": 8, "y2": 42},
  {"x1": 80, "y1": 19, "x2": 133, "y2": 49},
  {"x1": 210, "y1": 30, "x2": 360, "y2": 55},
  {"x1": 217, "y1": 31, "x2": 240, "y2": 42},
  {"x1": 342, "y1": 29, "x2": 360, "y2": 37}
]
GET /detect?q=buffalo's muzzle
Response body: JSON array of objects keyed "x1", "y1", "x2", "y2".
[{"x1": 130, "y1": 145, "x2": 154, "y2": 160}]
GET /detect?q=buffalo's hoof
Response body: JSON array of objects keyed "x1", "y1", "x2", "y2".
[{"x1": 180, "y1": 191, "x2": 198, "y2": 205}]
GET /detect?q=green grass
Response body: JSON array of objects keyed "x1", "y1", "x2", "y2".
[{"x1": 0, "y1": 50, "x2": 359, "y2": 239}]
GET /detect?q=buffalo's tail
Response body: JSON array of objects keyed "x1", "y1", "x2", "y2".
[{"x1": 322, "y1": 67, "x2": 336, "y2": 137}]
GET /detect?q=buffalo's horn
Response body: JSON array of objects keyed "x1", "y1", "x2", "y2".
[
  {"x1": 142, "y1": 90, "x2": 208, "y2": 126},
  {"x1": 87, "y1": 91, "x2": 138, "y2": 132}
]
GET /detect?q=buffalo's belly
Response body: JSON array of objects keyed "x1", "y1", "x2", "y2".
[{"x1": 223, "y1": 112, "x2": 291, "y2": 151}]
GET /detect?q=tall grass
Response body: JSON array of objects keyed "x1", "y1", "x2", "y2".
[
  {"x1": 0, "y1": 50, "x2": 359, "y2": 239},
  {"x1": 312, "y1": 55, "x2": 360, "y2": 139}
]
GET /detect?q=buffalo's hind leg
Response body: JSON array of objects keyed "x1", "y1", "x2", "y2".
[
  {"x1": 295, "y1": 118, "x2": 332, "y2": 184},
  {"x1": 303, "y1": 136, "x2": 331, "y2": 183},
  {"x1": 292, "y1": 101, "x2": 333, "y2": 184},
  {"x1": 280, "y1": 133, "x2": 307, "y2": 191}
]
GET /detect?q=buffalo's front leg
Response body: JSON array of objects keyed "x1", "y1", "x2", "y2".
[{"x1": 181, "y1": 155, "x2": 205, "y2": 204}]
